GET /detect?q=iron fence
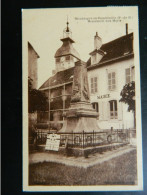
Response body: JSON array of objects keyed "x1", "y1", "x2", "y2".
[{"x1": 35, "y1": 129, "x2": 133, "y2": 148}]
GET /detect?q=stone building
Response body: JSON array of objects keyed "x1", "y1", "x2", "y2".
[
  {"x1": 38, "y1": 23, "x2": 135, "y2": 130},
  {"x1": 28, "y1": 42, "x2": 40, "y2": 89},
  {"x1": 28, "y1": 42, "x2": 40, "y2": 136}
]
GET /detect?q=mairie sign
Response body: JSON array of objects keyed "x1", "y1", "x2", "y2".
[
  {"x1": 45, "y1": 134, "x2": 60, "y2": 151},
  {"x1": 97, "y1": 94, "x2": 110, "y2": 99}
]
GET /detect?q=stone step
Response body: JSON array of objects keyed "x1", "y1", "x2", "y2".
[{"x1": 36, "y1": 142, "x2": 129, "y2": 157}]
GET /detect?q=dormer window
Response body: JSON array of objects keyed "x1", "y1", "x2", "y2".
[
  {"x1": 89, "y1": 33, "x2": 105, "y2": 66},
  {"x1": 91, "y1": 55, "x2": 96, "y2": 64}
]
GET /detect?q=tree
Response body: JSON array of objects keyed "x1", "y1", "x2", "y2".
[
  {"x1": 28, "y1": 77, "x2": 48, "y2": 113},
  {"x1": 119, "y1": 81, "x2": 135, "y2": 127}
]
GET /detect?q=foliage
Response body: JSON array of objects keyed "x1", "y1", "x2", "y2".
[
  {"x1": 28, "y1": 77, "x2": 48, "y2": 113},
  {"x1": 119, "y1": 81, "x2": 135, "y2": 112}
]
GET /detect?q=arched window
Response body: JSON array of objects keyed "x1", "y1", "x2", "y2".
[{"x1": 109, "y1": 100, "x2": 118, "y2": 119}]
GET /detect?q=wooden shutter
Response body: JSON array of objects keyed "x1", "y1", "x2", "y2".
[
  {"x1": 91, "y1": 78, "x2": 93, "y2": 93},
  {"x1": 125, "y1": 68, "x2": 131, "y2": 83},
  {"x1": 94, "y1": 77, "x2": 98, "y2": 93}
]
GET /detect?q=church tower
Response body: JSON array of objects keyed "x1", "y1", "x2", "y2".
[{"x1": 54, "y1": 20, "x2": 80, "y2": 73}]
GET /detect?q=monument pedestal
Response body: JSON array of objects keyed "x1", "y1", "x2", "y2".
[
  {"x1": 59, "y1": 101, "x2": 100, "y2": 133},
  {"x1": 59, "y1": 60, "x2": 100, "y2": 154}
]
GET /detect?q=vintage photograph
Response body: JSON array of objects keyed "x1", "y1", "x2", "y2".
[{"x1": 22, "y1": 7, "x2": 143, "y2": 191}]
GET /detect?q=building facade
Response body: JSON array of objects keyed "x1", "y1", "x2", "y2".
[
  {"x1": 28, "y1": 42, "x2": 40, "y2": 89},
  {"x1": 87, "y1": 32, "x2": 134, "y2": 129},
  {"x1": 38, "y1": 23, "x2": 135, "y2": 130}
]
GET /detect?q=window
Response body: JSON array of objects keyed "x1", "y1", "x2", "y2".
[
  {"x1": 108, "y1": 72, "x2": 116, "y2": 91},
  {"x1": 92, "y1": 102, "x2": 99, "y2": 119},
  {"x1": 125, "y1": 67, "x2": 134, "y2": 83},
  {"x1": 91, "y1": 77, "x2": 97, "y2": 93},
  {"x1": 65, "y1": 56, "x2": 70, "y2": 61},
  {"x1": 92, "y1": 55, "x2": 96, "y2": 64},
  {"x1": 109, "y1": 100, "x2": 118, "y2": 119},
  {"x1": 56, "y1": 58, "x2": 60, "y2": 63}
]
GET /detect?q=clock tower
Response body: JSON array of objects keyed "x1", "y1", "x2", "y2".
[{"x1": 54, "y1": 20, "x2": 80, "y2": 73}]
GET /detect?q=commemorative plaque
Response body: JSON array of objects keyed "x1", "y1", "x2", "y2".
[{"x1": 45, "y1": 134, "x2": 60, "y2": 151}]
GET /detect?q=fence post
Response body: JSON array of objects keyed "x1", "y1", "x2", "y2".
[
  {"x1": 38, "y1": 129, "x2": 39, "y2": 144},
  {"x1": 117, "y1": 129, "x2": 118, "y2": 143},
  {"x1": 38, "y1": 129, "x2": 40, "y2": 144},
  {"x1": 36, "y1": 130, "x2": 38, "y2": 145},
  {"x1": 93, "y1": 130, "x2": 94, "y2": 146},
  {"x1": 72, "y1": 131, "x2": 73, "y2": 147},
  {"x1": 129, "y1": 129, "x2": 130, "y2": 144},
  {"x1": 41, "y1": 130, "x2": 42, "y2": 143},
  {"x1": 83, "y1": 130, "x2": 84, "y2": 149},
  {"x1": 111, "y1": 127, "x2": 113, "y2": 144},
  {"x1": 73, "y1": 132, "x2": 74, "y2": 147}
]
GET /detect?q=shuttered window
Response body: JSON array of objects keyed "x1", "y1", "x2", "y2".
[
  {"x1": 125, "y1": 68, "x2": 131, "y2": 83},
  {"x1": 91, "y1": 77, "x2": 98, "y2": 94},
  {"x1": 125, "y1": 67, "x2": 134, "y2": 83},
  {"x1": 108, "y1": 72, "x2": 116, "y2": 91}
]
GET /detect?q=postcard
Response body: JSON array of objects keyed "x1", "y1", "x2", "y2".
[{"x1": 22, "y1": 6, "x2": 143, "y2": 191}]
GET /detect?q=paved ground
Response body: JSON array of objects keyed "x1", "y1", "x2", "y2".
[{"x1": 29, "y1": 144, "x2": 136, "y2": 168}]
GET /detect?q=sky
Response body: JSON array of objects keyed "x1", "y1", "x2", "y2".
[{"x1": 22, "y1": 7, "x2": 138, "y2": 88}]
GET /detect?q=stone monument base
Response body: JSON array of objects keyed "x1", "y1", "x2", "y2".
[
  {"x1": 36, "y1": 142, "x2": 129, "y2": 157},
  {"x1": 59, "y1": 142, "x2": 129, "y2": 157},
  {"x1": 59, "y1": 101, "x2": 100, "y2": 133}
]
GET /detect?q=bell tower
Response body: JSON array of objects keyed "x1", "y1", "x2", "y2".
[{"x1": 54, "y1": 20, "x2": 80, "y2": 73}]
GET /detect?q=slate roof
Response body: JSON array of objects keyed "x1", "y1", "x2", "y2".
[
  {"x1": 55, "y1": 38, "x2": 80, "y2": 60},
  {"x1": 40, "y1": 67, "x2": 74, "y2": 89},
  {"x1": 87, "y1": 32, "x2": 133, "y2": 67},
  {"x1": 28, "y1": 42, "x2": 40, "y2": 58},
  {"x1": 40, "y1": 33, "x2": 134, "y2": 90}
]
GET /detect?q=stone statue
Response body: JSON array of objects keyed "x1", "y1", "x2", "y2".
[{"x1": 71, "y1": 61, "x2": 90, "y2": 102}]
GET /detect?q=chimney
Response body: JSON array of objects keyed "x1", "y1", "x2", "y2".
[
  {"x1": 126, "y1": 23, "x2": 128, "y2": 35},
  {"x1": 94, "y1": 32, "x2": 102, "y2": 50}
]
